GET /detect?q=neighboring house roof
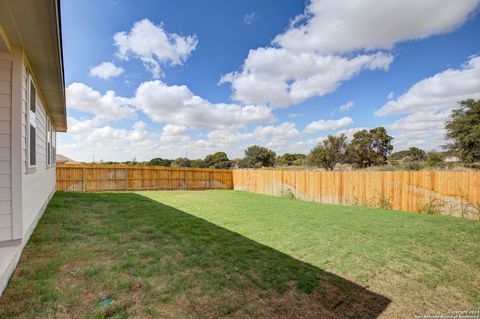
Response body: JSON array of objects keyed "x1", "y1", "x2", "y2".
[
  {"x1": 0, "y1": 0, "x2": 66, "y2": 132},
  {"x1": 56, "y1": 154, "x2": 77, "y2": 164},
  {"x1": 387, "y1": 158, "x2": 406, "y2": 163},
  {"x1": 444, "y1": 156, "x2": 461, "y2": 162}
]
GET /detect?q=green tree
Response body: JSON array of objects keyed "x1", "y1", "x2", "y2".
[
  {"x1": 148, "y1": 157, "x2": 172, "y2": 167},
  {"x1": 407, "y1": 147, "x2": 426, "y2": 161},
  {"x1": 204, "y1": 152, "x2": 232, "y2": 169},
  {"x1": 445, "y1": 99, "x2": 480, "y2": 163},
  {"x1": 427, "y1": 151, "x2": 444, "y2": 167},
  {"x1": 388, "y1": 150, "x2": 410, "y2": 161},
  {"x1": 275, "y1": 156, "x2": 289, "y2": 167},
  {"x1": 347, "y1": 127, "x2": 393, "y2": 168},
  {"x1": 243, "y1": 145, "x2": 276, "y2": 168},
  {"x1": 278, "y1": 153, "x2": 306, "y2": 166},
  {"x1": 389, "y1": 147, "x2": 426, "y2": 162},
  {"x1": 307, "y1": 134, "x2": 347, "y2": 171},
  {"x1": 234, "y1": 158, "x2": 248, "y2": 169},
  {"x1": 171, "y1": 157, "x2": 192, "y2": 167},
  {"x1": 191, "y1": 159, "x2": 206, "y2": 168}
]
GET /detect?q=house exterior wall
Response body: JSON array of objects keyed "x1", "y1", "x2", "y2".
[
  {"x1": 0, "y1": 0, "x2": 65, "y2": 296},
  {"x1": 0, "y1": 49, "x2": 57, "y2": 242},
  {"x1": 0, "y1": 49, "x2": 57, "y2": 296},
  {"x1": 20, "y1": 60, "x2": 56, "y2": 237},
  {"x1": 0, "y1": 55, "x2": 12, "y2": 241}
]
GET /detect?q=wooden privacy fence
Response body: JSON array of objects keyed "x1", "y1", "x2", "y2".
[
  {"x1": 233, "y1": 170, "x2": 480, "y2": 220},
  {"x1": 56, "y1": 164, "x2": 233, "y2": 192},
  {"x1": 56, "y1": 165, "x2": 480, "y2": 219}
]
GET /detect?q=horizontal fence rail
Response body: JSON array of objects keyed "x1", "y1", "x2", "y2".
[
  {"x1": 232, "y1": 170, "x2": 480, "y2": 220},
  {"x1": 56, "y1": 164, "x2": 233, "y2": 192}
]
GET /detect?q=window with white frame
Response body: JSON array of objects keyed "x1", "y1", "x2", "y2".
[
  {"x1": 52, "y1": 130, "x2": 56, "y2": 165},
  {"x1": 46, "y1": 119, "x2": 51, "y2": 167},
  {"x1": 28, "y1": 78, "x2": 37, "y2": 168}
]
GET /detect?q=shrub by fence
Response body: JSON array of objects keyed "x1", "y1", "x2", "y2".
[
  {"x1": 56, "y1": 164, "x2": 233, "y2": 192},
  {"x1": 232, "y1": 170, "x2": 480, "y2": 220}
]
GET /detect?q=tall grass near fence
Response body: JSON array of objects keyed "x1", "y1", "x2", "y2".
[{"x1": 233, "y1": 170, "x2": 480, "y2": 220}]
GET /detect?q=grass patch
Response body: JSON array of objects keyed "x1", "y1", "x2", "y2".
[{"x1": 0, "y1": 190, "x2": 478, "y2": 318}]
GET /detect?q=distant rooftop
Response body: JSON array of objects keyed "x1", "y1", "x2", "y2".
[{"x1": 56, "y1": 154, "x2": 77, "y2": 164}]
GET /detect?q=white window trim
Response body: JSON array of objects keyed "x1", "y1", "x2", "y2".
[
  {"x1": 46, "y1": 118, "x2": 51, "y2": 168},
  {"x1": 26, "y1": 72, "x2": 37, "y2": 173},
  {"x1": 52, "y1": 130, "x2": 56, "y2": 166}
]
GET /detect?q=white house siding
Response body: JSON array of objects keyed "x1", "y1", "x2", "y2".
[
  {"x1": 0, "y1": 52, "x2": 57, "y2": 296},
  {"x1": 0, "y1": 57, "x2": 12, "y2": 241},
  {"x1": 20, "y1": 62, "x2": 56, "y2": 237}
]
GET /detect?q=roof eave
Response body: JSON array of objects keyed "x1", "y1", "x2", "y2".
[{"x1": 1, "y1": 0, "x2": 67, "y2": 132}]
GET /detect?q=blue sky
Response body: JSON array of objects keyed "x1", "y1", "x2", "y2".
[{"x1": 59, "y1": 0, "x2": 480, "y2": 162}]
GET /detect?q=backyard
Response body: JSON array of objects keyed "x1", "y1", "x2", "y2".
[{"x1": 0, "y1": 190, "x2": 478, "y2": 318}]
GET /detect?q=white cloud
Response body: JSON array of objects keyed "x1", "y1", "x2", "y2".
[
  {"x1": 203, "y1": 123, "x2": 302, "y2": 155},
  {"x1": 66, "y1": 82, "x2": 135, "y2": 120},
  {"x1": 274, "y1": 0, "x2": 479, "y2": 53},
  {"x1": 134, "y1": 80, "x2": 274, "y2": 129},
  {"x1": 295, "y1": 136, "x2": 326, "y2": 148},
  {"x1": 339, "y1": 101, "x2": 354, "y2": 112},
  {"x1": 114, "y1": 19, "x2": 198, "y2": 78},
  {"x1": 160, "y1": 124, "x2": 191, "y2": 143},
  {"x1": 376, "y1": 56, "x2": 480, "y2": 116},
  {"x1": 221, "y1": 0, "x2": 478, "y2": 109},
  {"x1": 206, "y1": 128, "x2": 254, "y2": 148},
  {"x1": 221, "y1": 49, "x2": 392, "y2": 108},
  {"x1": 59, "y1": 121, "x2": 161, "y2": 162},
  {"x1": 377, "y1": 56, "x2": 480, "y2": 150},
  {"x1": 162, "y1": 124, "x2": 187, "y2": 135},
  {"x1": 89, "y1": 62, "x2": 124, "y2": 79},
  {"x1": 208, "y1": 129, "x2": 252, "y2": 142},
  {"x1": 59, "y1": 122, "x2": 239, "y2": 162},
  {"x1": 244, "y1": 12, "x2": 258, "y2": 25},
  {"x1": 66, "y1": 116, "x2": 104, "y2": 135},
  {"x1": 61, "y1": 2, "x2": 480, "y2": 160},
  {"x1": 254, "y1": 122, "x2": 300, "y2": 149},
  {"x1": 390, "y1": 111, "x2": 450, "y2": 133},
  {"x1": 388, "y1": 111, "x2": 451, "y2": 151},
  {"x1": 59, "y1": 115, "x2": 367, "y2": 162},
  {"x1": 67, "y1": 80, "x2": 274, "y2": 132},
  {"x1": 59, "y1": 119, "x2": 305, "y2": 162},
  {"x1": 304, "y1": 117, "x2": 353, "y2": 133},
  {"x1": 203, "y1": 122, "x2": 302, "y2": 155}
]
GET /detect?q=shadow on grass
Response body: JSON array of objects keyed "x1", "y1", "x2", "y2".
[{"x1": 1, "y1": 192, "x2": 390, "y2": 318}]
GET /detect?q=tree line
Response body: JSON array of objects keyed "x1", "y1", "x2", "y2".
[
  {"x1": 116, "y1": 128, "x2": 417, "y2": 170},
  {"x1": 101, "y1": 99, "x2": 479, "y2": 170}
]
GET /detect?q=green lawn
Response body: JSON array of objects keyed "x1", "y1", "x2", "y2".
[{"x1": 0, "y1": 191, "x2": 478, "y2": 318}]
